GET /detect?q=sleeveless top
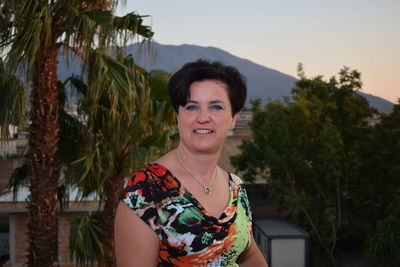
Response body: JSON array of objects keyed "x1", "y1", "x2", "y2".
[{"x1": 121, "y1": 163, "x2": 253, "y2": 267}]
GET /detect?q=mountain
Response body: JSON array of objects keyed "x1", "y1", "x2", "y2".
[
  {"x1": 130, "y1": 43, "x2": 297, "y2": 105},
  {"x1": 356, "y1": 92, "x2": 395, "y2": 113},
  {"x1": 57, "y1": 42, "x2": 394, "y2": 113}
]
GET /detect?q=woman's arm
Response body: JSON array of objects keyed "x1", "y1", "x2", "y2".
[
  {"x1": 114, "y1": 201, "x2": 159, "y2": 267},
  {"x1": 240, "y1": 234, "x2": 269, "y2": 267}
]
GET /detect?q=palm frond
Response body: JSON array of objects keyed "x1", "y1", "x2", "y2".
[
  {"x1": 86, "y1": 50, "x2": 131, "y2": 111},
  {"x1": 63, "y1": 7, "x2": 109, "y2": 52},
  {"x1": 111, "y1": 12, "x2": 153, "y2": 44},
  {"x1": 62, "y1": 7, "x2": 153, "y2": 60},
  {"x1": 66, "y1": 75, "x2": 89, "y2": 97},
  {"x1": 149, "y1": 70, "x2": 172, "y2": 102},
  {"x1": 69, "y1": 213, "x2": 105, "y2": 266},
  {"x1": 0, "y1": 58, "x2": 26, "y2": 138},
  {"x1": 58, "y1": 110, "x2": 86, "y2": 164},
  {"x1": 64, "y1": 142, "x2": 111, "y2": 200},
  {"x1": 0, "y1": 1, "x2": 15, "y2": 48},
  {"x1": 148, "y1": 70, "x2": 176, "y2": 127},
  {"x1": 5, "y1": 2, "x2": 52, "y2": 79}
]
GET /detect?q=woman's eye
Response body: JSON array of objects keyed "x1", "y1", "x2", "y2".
[
  {"x1": 185, "y1": 105, "x2": 198, "y2": 111},
  {"x1": 210, "y1": 105, "x2": 223, "y2": 110}
]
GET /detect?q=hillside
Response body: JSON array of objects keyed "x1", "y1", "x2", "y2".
[
  {"x1": 130, "y1": 43, "x2": 298, "y2": 104},
  {"x1": 57, "y1": 42, "x2": 394, "y2": 113}
]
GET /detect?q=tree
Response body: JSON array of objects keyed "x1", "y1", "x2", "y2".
[
  {"x1": 64, "y1": 52, "x2": 176, "y2": 265},
  {"x1": 0, "y1": 1, "x2": 152, "y2": 265},
  {"x1": 362, "y1": 101, "x2": 400, "y2": 267},
  {"x1": 361, "y1": 101, "x2": 400, "y2": 217},
  {"x1": 367, "y1": 195, "x2": 400, "y2": 267},
  {"x1": 0, "y1": 58, "x2": 25, "y2": 137},
  {"x1": 232, "y1": 65, "x2": 377, "y2": 265}
]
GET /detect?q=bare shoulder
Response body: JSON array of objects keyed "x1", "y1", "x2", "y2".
[
  {"x1": 154, "y1": 150, "x2": 177, "y2": 170},
  {"x1": 114, "y1": 202, "x2": 159, "y2": 266}
]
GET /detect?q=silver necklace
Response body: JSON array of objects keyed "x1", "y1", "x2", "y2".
[{"x1": 175, "y1": 150, "x2": 218, "y2": 195}]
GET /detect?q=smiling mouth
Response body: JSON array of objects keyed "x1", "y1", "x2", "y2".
[{"x1": 194, "y1": 129, "x2": 214, "y2": 134}]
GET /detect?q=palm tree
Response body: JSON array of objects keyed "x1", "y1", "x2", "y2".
[
  {"x1": 0, "y1": 1, "x2": 152, "y2": 265},
  {"x1": 64, "y1": 51, "x2": 176, "y2": 265},
  {"x1": 0, "y1": 58, "x2": 26, "y2": 138}
]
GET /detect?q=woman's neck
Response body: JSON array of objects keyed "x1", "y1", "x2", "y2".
[{"x1": 174, "y1": 144, "x2": 221, "y2": 181}]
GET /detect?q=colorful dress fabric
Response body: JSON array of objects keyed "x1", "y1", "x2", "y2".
[{"x1": 121, "y1": 163, "x2": 253, "y2": 267}]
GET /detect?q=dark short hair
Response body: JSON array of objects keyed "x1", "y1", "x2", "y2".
[{"x1": 168, "y1": 59, "x2": 247, "y2": 115}]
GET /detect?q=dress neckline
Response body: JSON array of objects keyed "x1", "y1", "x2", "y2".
[{"x1": 149, "y1": 162, "x2": 238, "y2": 222}]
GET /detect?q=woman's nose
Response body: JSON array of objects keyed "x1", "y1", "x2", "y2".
[{"x1": 197, "y1": 108, "x2": 210, "y2": 124}]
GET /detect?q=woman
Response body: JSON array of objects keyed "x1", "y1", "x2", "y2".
[{"x1": 115, "y1": 60, "x2": 268, "y2": 266}]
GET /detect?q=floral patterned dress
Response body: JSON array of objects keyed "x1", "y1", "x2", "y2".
[{"x1": 121, "y1": 163, "x2": 253, "y2": 266}]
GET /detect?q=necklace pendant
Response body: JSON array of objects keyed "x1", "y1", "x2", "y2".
[{"x1": 204, "y1": 186, "x2": 212, "y2": 195}]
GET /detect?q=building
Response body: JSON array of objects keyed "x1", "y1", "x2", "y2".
[
  {"x1": 0, "y1": 187, "x2": 98, "y2": 266},
  {"x1": 228, "y1": 111, "x2": 253, "y2": 138}
]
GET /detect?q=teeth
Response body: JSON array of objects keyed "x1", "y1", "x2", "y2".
[{"x1": 195, "y1": 129, "x2": 212, "y2": 134}]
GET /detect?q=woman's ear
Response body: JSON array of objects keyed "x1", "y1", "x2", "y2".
[{"x1": 231, "y1": 113, "x2": 239, "y2": 130}]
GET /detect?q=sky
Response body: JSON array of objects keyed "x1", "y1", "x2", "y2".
[{"x1": 118, "y1": 0, "x2": 399, "y2": 103}]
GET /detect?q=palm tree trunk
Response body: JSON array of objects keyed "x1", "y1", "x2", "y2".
[
  {"x1": 101, "y1": 171, "x2": 125, "y2": 266},
  {"x1": 26, "y1": 46, "x2": 60, "y2": 267}
]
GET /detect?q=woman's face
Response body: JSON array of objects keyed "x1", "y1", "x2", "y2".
[{"x1": 177, "y1": 80, "x2": 238, "y2": 154}]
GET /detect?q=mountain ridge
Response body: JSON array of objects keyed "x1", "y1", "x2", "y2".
[
  {"x1": 127, "y1": 42, "x2": 394, "y2": 113},
  {"x1": 57, "y1": 42, "x2": 394, "y2": 113}
]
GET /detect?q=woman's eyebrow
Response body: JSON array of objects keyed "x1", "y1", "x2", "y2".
[
  {"x1": 210, "y1": 100, "x2": 225, "y2": 104},
  {"x1": 186, "y1": 100, "x2": 225, "y2": 104}
]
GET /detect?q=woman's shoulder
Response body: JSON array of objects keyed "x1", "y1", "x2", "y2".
[
  {"x1": 127, "y1": 163, "x2": 176, "y2": 186},
  {"x1": 124, "y1": 163, "x2": 180, "y2": 203}
]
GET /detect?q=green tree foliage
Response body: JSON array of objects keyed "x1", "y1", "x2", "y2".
[
  {"x1": 0, "y1": 58, "x2": 25, "y2": 135},
  {"x1": 69, "y1": 213, "x2": 105, "y2": 267},
  {"x1": 0, "y1": 1, "x2": 152, "y2": 265},
  {"x1": 367, "y1": 196, "x2": 400, "y2": 267},
  {"x1": 365, "y1": 102, "x2": 400, "y2": 266},
  {"x1": 361, "y1": 102, "x2": 400, "y2": 218},
  {"x1": 232, "y1": 65, "x2": 378, "y2": 265},
  {"x1": 61, "y1": 51, "x2": 175, "y2": 265}
]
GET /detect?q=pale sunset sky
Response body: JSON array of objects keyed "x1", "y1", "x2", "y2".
[{"x1": 119, "y1": 0, "x2": 399, "y2": 103}]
